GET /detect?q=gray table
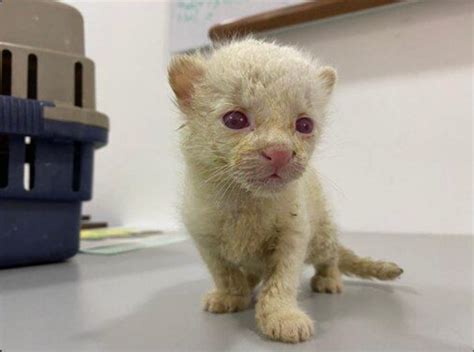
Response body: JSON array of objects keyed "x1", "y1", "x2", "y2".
[{"x1": 0, "y1": 233, "x2": 472, "y2": 352}]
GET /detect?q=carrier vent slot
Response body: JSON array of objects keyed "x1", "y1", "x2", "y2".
[
  {"x1": 1, "y1": 50, "x2": 12, "y2": 96},
  {"x1": 24, "y1": 137, "x2": 36, "y2": 191},
  {"x1": 27, "y1": 54, "x2": 38, "y2": 99},
  {"x1": 74, "y1": 62, "x2": 83, "y2": 107}
]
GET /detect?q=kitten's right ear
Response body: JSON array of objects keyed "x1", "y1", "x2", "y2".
[
  {"x1": 168, "y1": 54, "x2": 205, "y2": 111},
  {"x1": 317, "y1": 66, "x2": 337, "y2": 99}
]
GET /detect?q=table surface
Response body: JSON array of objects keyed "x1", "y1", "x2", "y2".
[{"x1": 0, "y1": 232, "x2": 472, "y2": 352}]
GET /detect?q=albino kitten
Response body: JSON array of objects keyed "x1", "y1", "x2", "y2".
[{"x1": 168, "y1": 39, "x2": 402, "y2": 343}]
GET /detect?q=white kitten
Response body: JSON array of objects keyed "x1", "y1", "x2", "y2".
[{"x1": 168, "y1": 38, "x2": 403, "y2": 343}]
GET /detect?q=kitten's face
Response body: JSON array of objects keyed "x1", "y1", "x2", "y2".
[{"x1": 169, "y1": 40, "x2": 336, "y2": 197}]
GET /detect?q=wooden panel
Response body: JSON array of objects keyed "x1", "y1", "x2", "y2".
[{"x1": 209, "y1": 0, "x2": 402, "y2": 41}]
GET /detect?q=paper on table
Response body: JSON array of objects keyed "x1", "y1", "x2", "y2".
[
  {"x1": 80, "y1": 227, "x2": 162, "y2": 240},
  {"x1": 80, "y1": 233, "x2": 189, "y2": 255}
]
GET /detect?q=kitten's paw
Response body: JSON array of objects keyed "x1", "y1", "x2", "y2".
[
  {"x1": 203, "y1": 290, "x2": 251, "y2": 313},
  {"x1": 257, "y1": 309, "x2": 314, "y2": 343},
  {"x1": 311, "y1": 275, "x2": 343, "y2": 294}
]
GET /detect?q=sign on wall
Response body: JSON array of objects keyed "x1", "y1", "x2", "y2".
[{"x1": 169, "y1": 0, "x2": 302, "y2": 53}]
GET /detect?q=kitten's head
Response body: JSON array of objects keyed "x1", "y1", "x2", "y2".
[{"x1": 169, "y1": 39, "x2": 336, "y2": 197}]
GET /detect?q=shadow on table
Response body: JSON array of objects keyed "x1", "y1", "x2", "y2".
[
  {"x1": 77, "y1": 278, "x2": 258, "y2": 352},
  {"x1": 76, "y1": 275, "x2": 464, "y2": 352},
  {"x1": 0, "y1": 242, "x2": 199, "y2": 293}
]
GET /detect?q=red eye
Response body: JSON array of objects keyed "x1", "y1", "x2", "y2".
[
  {"x1": 222, "y1": 111, "x2": 250, "y2": 130},
  {"x1": 295, "y1": 117, "x2": 314, "y2": 134}
]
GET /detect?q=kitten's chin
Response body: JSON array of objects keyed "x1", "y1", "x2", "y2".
[{"x1": 241, "y1": 176, "x2": 294, "y2": 197}]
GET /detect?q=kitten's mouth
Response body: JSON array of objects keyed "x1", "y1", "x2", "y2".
[
  {"x1": 247, "y1": 173, "x2": 288, "y2": 188},
  {"x1": 259, "y1": 171, "x2": 284, "y2": 183},
  {"x1": 239, "y1": 161, "x2": 306, "y2": 193}
]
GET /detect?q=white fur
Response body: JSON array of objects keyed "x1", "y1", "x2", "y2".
[{"x1": 168, "y1": 38, "x2": 402, "y2": 343}]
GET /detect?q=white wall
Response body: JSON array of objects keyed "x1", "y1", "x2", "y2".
[
  {"x1": 66, "y1": 1, "x2": 472, "y2": 235},
  {"x1": 266, "y1": 1, "x2": 473, "y2": 235},
  {"x1": 64, "y1": 0, "x2": 181, "y2": 231}
]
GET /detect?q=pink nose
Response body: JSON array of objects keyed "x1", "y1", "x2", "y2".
[{"x1": 261, "y1": 147, "x2": 293, "y2": 169}]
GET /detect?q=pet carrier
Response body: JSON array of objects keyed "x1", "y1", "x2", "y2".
[{"x1": 0, "y1": 0, "x2": 109, "y2": 268}]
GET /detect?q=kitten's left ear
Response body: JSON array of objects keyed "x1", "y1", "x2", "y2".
[{"x1": 317, "y1": 66, "x2": 337, "y2": 98}]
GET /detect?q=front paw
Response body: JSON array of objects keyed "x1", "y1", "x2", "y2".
[
  {"x1": 257, "y1": 309, "x2": 314, "y2": 343},
  {"x1": 203, "y1": 290, "x2": 251, "y2": 313}
]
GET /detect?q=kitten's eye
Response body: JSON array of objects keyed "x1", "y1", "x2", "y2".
[
  {"x1": 295, "y1": 117, "x2": 314, "y2": 134},
  {"x1": 222, "y1": 111, "x2": 250, "y2": 130}
]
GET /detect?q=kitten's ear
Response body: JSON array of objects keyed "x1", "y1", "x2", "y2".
[
  {"x1": 168, "y1": 54, "x2": 205, "y2": 111},
  {"x1": 317, "y1": 66, "x2": 337, "y2": 99}
]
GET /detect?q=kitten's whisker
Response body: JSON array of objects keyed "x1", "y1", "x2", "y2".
[
  {"x1": 203, "y1": 165, "x2": 232, "y2": 184},
  {"x1": 315, "y1": 170, "x2": 346, "y2": 199},
  {"x1": 199, "y1": 161, "x2": 236, "y2": 182}
]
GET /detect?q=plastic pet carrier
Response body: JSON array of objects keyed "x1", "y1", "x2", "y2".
[{"x1": 0, "y1": 0, "x2": 109, "y2": 268}]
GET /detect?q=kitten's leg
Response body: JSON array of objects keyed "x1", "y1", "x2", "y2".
[
  {"x1": 199, "y1": 250, "x2": 252, "y2": 314},
  {"x1": 256, "y1": 233, "x2": 314, "y2": 343},
  {"x1": 311, "y1": 261, "x2": 343, "y2": 294},
  {"x1": 308, "y1": 209, "x2": 343, "y2": 294}
]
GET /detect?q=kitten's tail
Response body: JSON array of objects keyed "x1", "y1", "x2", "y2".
[{"x1": 338, "y1": 245, "x2": 403, "y2": 280}]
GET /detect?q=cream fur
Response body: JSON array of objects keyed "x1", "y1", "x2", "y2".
[{"x1": 168, "y1": 38, "x2": 403, "y2": 343}]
